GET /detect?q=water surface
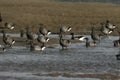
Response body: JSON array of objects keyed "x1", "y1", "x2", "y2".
[{"x1": 0, "y1": 35, "x2": 119, "y2": 80}]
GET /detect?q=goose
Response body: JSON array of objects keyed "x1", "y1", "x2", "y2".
[
  {"x1": 100, "y1": 23, "x2": 113, "y2": 35},
  {"x1": 30, "y1": 42, "x2": 46, "y2": 51},
  {"x1": 70, "y1": 33, "x2": 86, "y2": 42},
  {"x1": 116, "y1": 53, "x2": 120, "y2": 60},
  {"x1": 0, "y1": 45, "x2": 6, "y2": 52},
  {"x1": 4, "y1": 22, "x2": 15, "y2": 29},
  {"x1": 0, "y1": 13, "x2": 2, "y2": 22},
  {"x1": 113, "y1": 31, "x2": 120, "y2": 47},
  {"x1": 39, "y1": 24, "x2": 51, "y2": 36},
  {"x1": 60, "y1": 26, "x2": 72, "y2": 34},
  {"x1": 105, "y1": 20, "x2": 116, "y2": 30},
  {"x1": 20, "y1": 29, "x2": 25, "y2": 38},
  {"x1": 6, "y1": 35, "x2": 15, "y2": 45},
  {"x1": 59, "y1": 34, "x2": 71, "y2": 49},
  {"x1": 1, "y1": 30, "x2": 15, "y2": 47},
  {"x1": 114, "y1": 40, "x2": 120, "y2": 47},
  {"x1": 37, "y1": 34, "x2": 49, "y2": 45},
  {"x1": 91, "y1": 27, "x2": 102, "y2": 42},
  {"x1": 85, "y1": 37, "x2": 97, "y2": 47},
  {"x1": 116, "y1": 43, "x2": 120, "y2": 60},
  {"x1": 0, "y1": 47, "x2": 6, "y2": 52},
  {"x1": 25, "y1": 26, "x2": 35, "y2": 43}
]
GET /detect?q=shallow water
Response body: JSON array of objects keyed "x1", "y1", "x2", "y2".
[{"x1": 0, "y1": 35, "x2": 119, "y2": 80}]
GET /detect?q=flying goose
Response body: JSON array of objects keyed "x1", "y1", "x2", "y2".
[
  {"x1": 6, "y1": 35, "x2": 15, "y2": 45},
  {"x1": 70, "y1": 33, "x2": 86, "y2": 42},
  {"x1": 37, "y1": 34, "x2": 49, "y2": 46},
  {"x1": 105, "y1": 20, "x2": 116, "y2": 30},
  {"x1": 100, "y1": 20, "x2": 116, "y2": 36},
  {"x1": 39, "y1": 24, "x2": 51, "y2": 36},
  {"x1": 91, "y1": 27, "x2": 102, "y2": 42},
  {"x1": 59, "y1": 26, "x2": 72, "y2": 36},
  {"x1": 85, "y1": 37, "x2": 97, "y2": 47},
  {"x1": 4, "y1": 22, "x2": 15, "y2": 29},
  {"x1": 59, "y1": 34, "x2": 71, "y2": 49},
  {"x1": 25, "y1": 26, "x2": 35, "y2": 43},
  {"x1": 100, "y1": 23, "x2": 113, "y2": 35},
  {"x1": 1, "y1": 30, "x2": 15, "y2": 47}
]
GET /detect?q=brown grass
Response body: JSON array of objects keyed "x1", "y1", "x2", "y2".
[{"x1": 0, "y1": 0, "x2": 120, "y2": 34}]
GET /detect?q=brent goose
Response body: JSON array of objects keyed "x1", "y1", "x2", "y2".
[
  {"x1": 85, "y1": 37, "x2": 97, "y2": 47},
  {"x1": 39, "y1": 24, "x2": 51, "y2": 36},
  {"x1": 91, "y1": 27, "x2": 102, "y2": 42},
  {"x1": 1, "y1": 30, "x2": 15, "y2": 47},
  {"x1": 59, "y1": 34, "x2": 71, "y2": 49},
  {"x1": 4, "y1": 22, "x2": 15, "y2": 29},
  {"x1": 113, "y1": 31, "x2": 120, "y2": 47},
  {"x1": 30, "y1": 42, "x2": 46, "y2": 51},
  {"x1": 71, "y1": 33, "x2": 86, "y2": 42}
]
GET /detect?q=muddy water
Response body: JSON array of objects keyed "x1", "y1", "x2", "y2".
[{"x1": 0, "y1": 35, "x2": 119, "y2": 80}]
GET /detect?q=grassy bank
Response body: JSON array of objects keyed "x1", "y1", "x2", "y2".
[{"x1": 0, "y1": 0, "x2": 120, "y2": 35}]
